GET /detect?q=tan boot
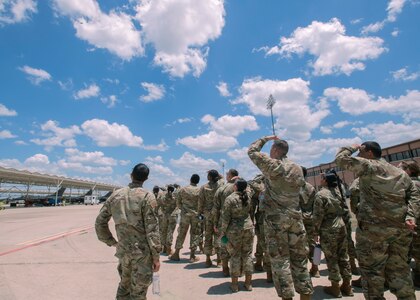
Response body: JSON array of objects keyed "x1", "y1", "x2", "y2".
[
  {"x1": 300, "y1": 294, "x2": 311, "y2": 300},
  {"x1": 205, "y1": 255, "x2": 212, "y2": 267},
  {"x1": 169, "y1": 249, "x2": 180, "y2": 261},
  {"x1": 266, "y1": 271, "x2": 273, "y2": 283},
  {"x1": 231, "y1": 276, "x2": 239, "y2": 293},
  {"x1": 254, "y1": 257, "x2": 263, "y2": 272},
  {"x1": 341, "y1": 278, "x2": 354, "y2": 296},
  {"x1": 324, "y1": 281, "x2": 342, "y2": 298},
  {"x1": 189, "y1": 250, "x2": 199, "y2": 263},
  {"x1": 244, "y1": 274, "x2": 252, "y2": 291},
  {"x1": 309, "y1": 264, "x2": 320, "y2": 278},
  {"x1": 222, "y1": 259, "x2": 230, "y2": 277},
  {"x1": 216, "y1": 253, "x2": 222, "y2": 267},
  {"x1": 166, "y1": 247, "x2": 173, "y2": 256},
  {"x1": 350, "y1": 257, "x2": 360, "y2": 275}
]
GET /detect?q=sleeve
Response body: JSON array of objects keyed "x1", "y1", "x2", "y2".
[
  {"x1": 175, "y1": 188, "x2": 182, "y2": 209},
  {"x1": 312, "y1": 193, "x2": 325, "y2": 236},
  {"x1": 248, "y1": 137, "x2": 276, "y2": 175},
  {"x1": 212, "y1": 186, "x2": 223, "y2": 226},
  {"x1": 349, "y1": 179, "x2": 360, "y2": 214},
  {"x1": 143, "y1": 194, "x2": 162, "y2": 261},
  {"x1": 220, "y1": 199, "x2": 232, "y2": 234},
  {"x1": 95, "y1": 200, "x2": 118, "y2": 247},
  {"x1": 335, "y1": 146, "x2": 373, "y2": 177},
  {"x1": 198, "y1": 186, "x2": 204, "y2": 214},
  {"x1": 405, "y1": 179, "x2": 420, "y2": 222}
]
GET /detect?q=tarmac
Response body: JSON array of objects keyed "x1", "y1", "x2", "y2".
[{"x1": 0, "y1": 205, "x2": 417, "y2": 299}]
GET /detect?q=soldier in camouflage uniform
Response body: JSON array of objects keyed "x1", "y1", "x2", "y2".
[
  {"x1": 170, "y1": 174, "x2": 201, "y2": 262},
  {"x1": 299, "y1": 167, "x2": 318, "y2": 278},
  {"x1": 160, "y1": 185, "x2": 178, "y2": 256},
  {"x1": 346, "y1": 178, "x2": 360, "y2": 275},
  {"x1": 153, "y1": 186, "x2": 165, "y2": 253},
  {"x1": 95, "y1": 163, "x2": 161, "y2": 300},
  {"x1": 220, "y1": 178, "x2": 254, "y2": 292},
  {"x1": 213, "y1": 169, "x2": 239, "y2": 276},
  {"x1": 312, "y1": 170, "x2": 353, "y2": 298},
  {"x1": 399, "y1": 160, "x2": 420, "y2": 287},
  {"x1": 198, "y1": 169, "x2": 223, "y2": 267},
  {"x1": 336, "y1": 142, "x2": 420, "y2": 300},
  {"x1": 248, "y1": 136, "x2": 313, "y2": 300}
]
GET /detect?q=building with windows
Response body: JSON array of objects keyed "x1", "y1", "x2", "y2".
[{"x1": 306, "y1": 139, "x2": 420, "y2": 190}]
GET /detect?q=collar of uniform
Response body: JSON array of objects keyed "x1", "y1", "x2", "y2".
[{"x1": 129, "y1": 182, "x2": 143, "y2": 188}]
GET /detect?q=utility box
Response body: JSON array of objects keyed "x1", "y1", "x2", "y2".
[{"x1": 84, "y1": 195, "x2": 99, "y2": 205}]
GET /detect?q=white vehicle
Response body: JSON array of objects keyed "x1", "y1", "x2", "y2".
[{"x1": 84, "y1": 195, "x2": 99, "y2": 205}]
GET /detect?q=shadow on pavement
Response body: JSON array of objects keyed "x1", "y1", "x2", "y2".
[
  {"x1": 251, "y1": 278, "x2": 274, "y2": 288},
  {"x1": 207, "y1": 281, "x2": 233, "y2": 295},
  {"x1": 162, "y1": 258, "x2": 190, "y2": 264},
  {"x1": 183, "y1": 261, "x2": 207, "y2": 270},
  {"x1": 199, "y1": 270, "x2": 225, "y2": 278}
]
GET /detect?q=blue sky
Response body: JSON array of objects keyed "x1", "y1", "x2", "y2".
[{"x1": 0, "y1": 0, "x2": 419, "y2": 189}]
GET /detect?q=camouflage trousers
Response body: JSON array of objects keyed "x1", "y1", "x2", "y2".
[
  {"x1": 116, "y1": 254, "x2": 152, "y2": 300},
  {"x1": 303, "y1": 219, "x2": 315, "y2": 264},
  {"x1": 356, "y1": 222, "x2": 415, "y2": 300},
  {"x1": 226, "y1": 228, "x2": 254, "y2": 277},
  {"x1": 264, "y1": 213, "x2": 313, "y2": 298},
  {"x1": 175, "y1": 213, "x2": 199, "y2": 251},
  {"x1": 346, "y1": 220, "x2": 357, "y2": 261},
  {"x1": 254, "y1": 211, "x2": 271, "y2": 271},
  {"x1": 411, "y1": 226, "x2": 420, "y2": 274},
  {"x1": 161, "y1": 213, "x2": 177, "y2": 248},
  {"x1": 203, "y1": 212, "x2": 220, "y2": 256},
  {"x1": 320, "y1": 226, "x2": 351, "y2": 282}
]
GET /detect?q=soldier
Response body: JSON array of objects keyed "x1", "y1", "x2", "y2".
[
  {"x1": 213, "y1": 168, "x2": 239, "y2": 276},
  {"x1": 220, "y1": 178, "x2": 254, "y2": 292},
  {"x1": 399, "y1": 160, "x2": 420, "y2": 287},
  {"x1": 312, "y1": 170, "x2": 353, "y2": 298},
  {"x1": 170, "y1": 174, "x2": 201, "y2": 262},
  {"x1": 248, "y1": 135, "x2": 313, "y2": 300},
  {"x1": 198, "y1": 169, "x2": 223, "y2": 267},
  {"x1": 160, "y1": 185, "x2": 178, "y2": 256},
  {"x1": 336, "y1": 142, "x2": 420, "y2": 300},
  {"x1": 346, "y1": 178, "x2": 360, "y2": 275},
  {"x1": 299, "y1": 167, "x2": 318, "y2": 278},
  {"x1": 95, "y1": 163, "x2": 161, "y2": 300},
  {"x1": 153, "y1": 186, "x2": 165, "y2": 252}
]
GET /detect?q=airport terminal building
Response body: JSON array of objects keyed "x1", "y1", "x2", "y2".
[{"x1": 306, "y1": 138, "x2": 420, "y2": 189}]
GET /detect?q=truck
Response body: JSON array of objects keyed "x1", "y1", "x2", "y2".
[{"x1": 84, "y1": 195, "x2": 99, "y2": 205}]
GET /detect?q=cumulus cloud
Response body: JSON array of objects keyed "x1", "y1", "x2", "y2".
[
  {"x1": 201, "y1": 114, "x2": 259, "y2": 137},
  {"x1": 142, "y1": 140, "x2": 169, "y2": 151},
  {"x1": 320, "y1": 121, "x2": 361, "y2": 135},
  {"x1": 232, "y1": 77, "x2": 329, "y2": 141},
  {"x1": 145, "y1": 155, "x2": 164, "y2": 164},
  {"x1": 176, "y1": 131, "x2": 237, "y2": 153},
  {"x1": 74, "y1": 83, "x2": 100, "y2": 99},
  {"x1": 391, "y1": 67, "x2": 419, "y2": 81},
  {"x1": 0, "y1": 103, "x2": 17, "y2": 116},
  {"x1": 140, "y1": 82, "x2": 165, "y2": 102},
  {"x1": 262, "y1": 18, "x2": 386, "y2": 76},
  {"x1": 31, "y1": 120, "x2": 81, "y2": 150},
  {"x1": 135, "y1": 0, "x2": 225, "y2": 77},
  {"x1": 19, "y1": 65, "x2": 52, "y2": 85},
  {"x1": 216, "y1": 81, "x2": 231, "y2": 97},
  {"x1": 362, "y1": 0, "x2": 406, "y2": 34},
  {"x1": 64, "y1": 148, "x2": 118, "y2": 166},
  {"x1": 0, "y1": 154, "x2": 62, "y2": 175},
  {"x1": 81, "y1": 119, "x2": 143, "y2": 147},
  {"x1": 0, "y1": 0, "x2": 37, "y2": 25},
  {"x1": 0, "y1": 129, "x2": 17, "y2": 139},
  {"x1": 52, "y1": 0, "x2": 143, "y2": 60},
  {"x1": 323, "y1": 88, "x2": 420, "y2": 120},
  {"x1": 227, "y1": 147, "x2": 260, "y2": 180},
  {"x1": 100, "y1": 95, "x2": 118, "y2": 108},
  {"x1": 170, "y1": 151, "x2": 219, "y2": 171},
  {"x1": 57, "y1": 160, "x2": 113, "y2": 174}
]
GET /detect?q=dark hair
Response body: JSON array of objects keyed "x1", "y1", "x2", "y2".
[
  {"x1": 132, "y1": 163, "x2": 149, "y2": 182},
  {"x1": 361, "y1": 141, "x2": 382, "y2": 158},
  {"x1": 273, "y1": 139, "x2": 289, "y2": 155},
  {"x1": 190, "y1": 174, "x2": 200, "y2": 184},
  {"x1": 228, "y1": 169, "x2": 238, "y2": 177},
  {"x1": 152, "y1": 186, "x2": 159, "y2": 193},
  {"x1": 235, "y1": 178, "x2": 249, "y2": 207},
  {"x1": 323, "y1": 170, "x2": 338, "y2": 188},
  {"x1": 400, "y1": 160, "x2": 420, "y2": 177},
  {"x1": 301, "y1": 166, "x2": 307, "y2": 177},
  {"x1": 167, "y1": 185, "x2": 175, "y2": 193},
  {"x1": 208, "y1": 169, "x2": 219, "y2": 183}
]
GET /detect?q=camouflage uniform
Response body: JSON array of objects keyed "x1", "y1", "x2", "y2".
[
  {"x1": 198, "y1": 180, "x2": 223, "y2": 256},
  {"x1": 154, "y1": 191, "x2": 165, "y2": 247},
  {"x1": 220, "y1": 191, "x2": 254, "y2": 277},
  {"x1": 410, "y1": 178, "x2": 420, "y2": 277},
  {"x1": 347, "y1": 178, "x2": 359, "y2": 268},
  {"x1": 95, "y1": 183, "x2": 161, "y2": 300},
  {"x1": 299, "y1": 181, "x2": 316, "y2": 263},
  {"x1": 160, "y1": 191, "x2": 178, "y2": 250},
  {"x1": 174, "y1": 183, "x2": 200, "y2": 251},
  {"x1": 312, "y1": 186, "x2": 352, "y2": 283},
  {"x1": 336, "y1": 146, "x2": 420, "y2": 300},
  {"x1": 248, "y1": 137, "x2": 313, "y2": 298}
]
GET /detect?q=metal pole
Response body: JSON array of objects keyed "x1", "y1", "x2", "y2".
[{"x1": 266, "y1": 94, "x2": 276, "y2": 136}]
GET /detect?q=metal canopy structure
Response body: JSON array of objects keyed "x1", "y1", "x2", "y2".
[{"x1": 0, "y1": 166, "x2": 122, "y2": 191}]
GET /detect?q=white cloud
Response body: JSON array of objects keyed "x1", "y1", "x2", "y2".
[
  {"x1": 165, "y1": 117, "x2": 192, "y2": 127},
  {"x1": 170, "y1": 151, "x2": 219, "y2": 171},
  {"x1": 362, "y1": 0, "x2": 406, "y2": 34},
  {"x1": 19, "y1": 65, "x2": 52, "y2": 85},
  {"x1": 0, "y1": 0, "x2": 37, "y2": 25},
  {"x1": 101, "y1": 95, "x2": 118, "y2": 108},
  {"x1": 25, "y1": 153, "x2": 49, "y2": 166},
  {"x1": 361, "y1": 21, "x2": 385, "y2": 35},
  {"x1": 232, "y1": 77, "x2": 329, "y2": 141},
  {"x1": 201, "y1": 114, "x2": 259, "y2": 137},
  {"x1": 320, "y1": 126, "x2": 333, "y2": 134},
  {"x1": 391, "y1": 29, "x2": 400, "y2": 37},
  {"x1": 64, "y1": 148, "x2": 118, "y2": 166},
  {"x1": 135, "y1": 0, "x2": 225, "y2": 77},
  {"x1": 15, "y1": 140, "x2": 27, "y2": 145},
  {"x1": 31, "y1": 120, "x2": 81, "y2": 150},
  {"x1": 227, "y1": 147, "x2": 260, "y2": 180},
  {"x1": 323, "y1": 88, "x2": 420, "y2": 120},
  {"x1": 74, "y1": 84, "x2": 100, "y2": 99},
  {"x1": 81, "y1": 119, "x2": 143, "y2": 147},
  {"x1": 0, "y1": 103, "x2": 17, "y2": 116},
  {"x1": 0, "y1": 129, "x2": 17, "y2": 139},
  {"x1": 52, "y1": 0, "x2": 143, "y2": 60},
  {"x1": 58, "y1": 78, "x2": 73, "y2": 90},
  {"x1": 140, "y1": 82, "x2": 165, "y2": 102},
  {"x1": 57, "y1": 160, "x2": 113, "y2": 174},
  {"x1": 263, "y1": 18, "x2": 386, "y2": 76},
  {"x1": 176, "y1": 131, "x2": 238, "y2": 153},
  {"x1": 216, "y1": 81, "x2": 231, "y2": 97},
  {"x1": 0, "y1": 154, "x2": 62, "y2": 175},
  {"x1": 391, "y1": 67, "x2": 419, "y2": 81},
  {"x1": 142, "y1": 140, "x2": 169, "y2": 151},
  {"x1": 145, "y1": 155, "x2": 164, "y2": 164}
]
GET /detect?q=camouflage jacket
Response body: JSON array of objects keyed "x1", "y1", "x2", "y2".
[
  {"x1": 248, "y1": 174, "x2": 266, "y2": 213},
  {"x1": 336, "y1": 146, "x2": 420, "y2": 226},
  {"x1": 221, "y1": 191, "x2": 254, "y2": 234},
  {"x1": 348, "y1": 178, "x2": 360, "y2": 215},
  {"x1": 161, "y1": 191, "x2": 177, "y2": 216},
  {"x1": 248, "y1": 137, "x2": 305, "y2": 217},
  {"x1": 198, "y1": 180, "x2": 223, "y2": 215},
  {"x1": 213, "y1": 178, "x2": 235, "y2": 228},
  {"x1": 154, "y1": 191, "x2": 164, "y2": 217},
  {"x1": 95, "y1": 182, "x2": 161, "y2": 261},
  {"x1": 176, "y1": 184, "x2": 200, "y2": 216},
  {"x1": 299, "y1": 181, "x2": 316, "y2": 220}
]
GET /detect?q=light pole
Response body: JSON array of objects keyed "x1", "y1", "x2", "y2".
[{"x1": 266, "y1": 94, "x2": 276, "y2": 136}]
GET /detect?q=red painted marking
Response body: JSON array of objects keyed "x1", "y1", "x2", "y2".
[{"x1": 0, "y1": 225, "x2": 94, "y2": 257}]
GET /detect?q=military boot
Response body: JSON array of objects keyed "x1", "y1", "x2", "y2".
[
  {"x1": 244, "y1": 274, "x2": 252, "y2": 291},
  {"x1": 350, "y1": 257, "x2": 360, "y2": 275},
  {"x1": 216, "y1": 253, "x2": 222, "y2": 267},
  {"x1": 254, "y1": 257, "x2": 264, "y2": 272},
  {"x1": 231, "y1": 276, "x2": 239, "y2": 293},
  {"x1": 189, "y1": 250, "x2": 200, "y2": 263},
  {"x1": 324, "y1": 281, "x2": 342, "y2": 298},
  {"x1": 205, "y1": 255, "x2": 212, "y2": 267},
  {"x1": 222, "y1": 259, "x2": 230, "y2": 277},
  {"x1": 309, "y1": 264, "x2": 320, "y2": 278},
  {"x1": 266, "y1": 271, "x2": 273, "y2": 283},
  {"x1": 169, "y1": 249, "x2": 180, "y2": 261},
  {"x1": 352, "y1": 277, "x2": 362, "y2": 288},
  {"x1": 340, "y1": 278, "x2": 354, "y2": 296},
  {"x1": 300, "y1": 294, "x2": 311, "y2": 300},
  {"x1": 166, "y1": 247, "x2": 173, "y2": 256}
]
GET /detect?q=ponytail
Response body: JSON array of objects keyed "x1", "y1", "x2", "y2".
[{"x1": 235, "y1": 178, "x2": 249, "y2": 207}]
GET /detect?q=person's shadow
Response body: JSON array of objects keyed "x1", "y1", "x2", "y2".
[{"x1": 207, "y1": 281, "x2": 232, "y2": 295}]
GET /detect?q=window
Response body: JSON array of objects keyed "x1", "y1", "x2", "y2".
[{"x1": 412, "y1": 148, "x2": 420, "y2": 158}]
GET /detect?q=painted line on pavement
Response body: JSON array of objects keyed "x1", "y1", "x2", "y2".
[{"x1": 16, "y1": 225, "x2": 93, "y2": 246}]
